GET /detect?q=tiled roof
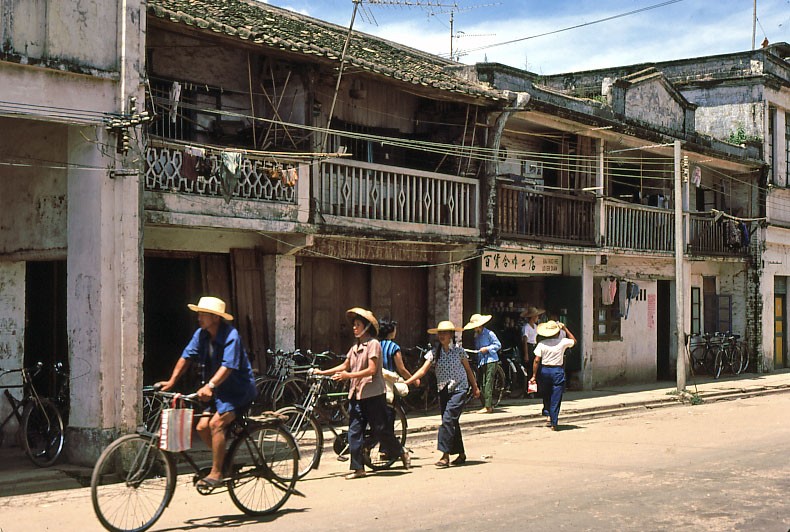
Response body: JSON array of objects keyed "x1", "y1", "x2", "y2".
[{"x1": 147, "y1": 0, "x2": 503, "y2": 101}]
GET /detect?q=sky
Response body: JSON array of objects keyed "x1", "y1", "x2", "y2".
[{"x1": 260, "y1": 0, "x2": 790, "y2": 74}]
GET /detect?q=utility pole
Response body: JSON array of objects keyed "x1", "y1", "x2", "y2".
[
  {"x1": 674, "y1": 140, "x2": 687, "y2": 392},
  {"x1": 752, "y1": 0, "x2": 757, "y2": 50}
]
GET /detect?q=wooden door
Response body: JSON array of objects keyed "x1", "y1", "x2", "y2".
[
  {"x1": 371, "y1": 266, "x2": 428, "y2": 350},
  {"x1": 231, "y1": 249, "x2": 268, "y2": 374}
]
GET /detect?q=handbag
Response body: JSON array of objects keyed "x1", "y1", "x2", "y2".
[
  {"x1": 527, "y1": 380, "x2": 538, "y2": 394},
  {"x1": 159, "y1": 394, "x2": 193, "y2": 452}
]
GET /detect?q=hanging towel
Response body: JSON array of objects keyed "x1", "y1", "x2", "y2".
[
  {"x1": 169, "y1": 81, "x2": 181, "y2": 124},
  {"x1": 692, "y1": 166, "x2": 702, "y2": 187},
  {"x1": 600, "y1": 278, "x2": 616, "y2": 305},
  {"x1": 220, "y1": 151, "x2": 242, "y2": 202},
  {"x1": 618, "y1": 281, "x2": 628, "y2": 317},
  {"x1": 181, "y1": 152, "x2": 198, "y2": 182}
]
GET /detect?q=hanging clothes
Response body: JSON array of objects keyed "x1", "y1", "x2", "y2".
[
  {"x1": 169, "y1": 81, "x2": 181, "y2": 124},
  {"x1": 723, "y1": 219, "x2": 741, "y2": 250},
  {"x1": 283, "y1": 167, "x2": 299, "y2": 187},
  {"x1": 624, "y1": 282, "x2": 640, "y2": 319},
  {"x1": 181, "y1": 152, "x2": 198, "y2": 182},
  {"x1": 618, "y1": 281, "x2": 628, "y2": 317},
  {"x1": 220, "y1": 151, "x2": 242, "y2": 202},
  {"x1": 600, "y1": 278, "x2": 617, "y2": 305},
  {"x1": 739, "y1": 222, "x2": 750, "y2": 248}
]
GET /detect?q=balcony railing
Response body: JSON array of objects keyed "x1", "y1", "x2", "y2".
[
  {"x1": 144, "y1": 141, "x2": 297, "y2": 204},
  {"x1": 317, "y1": 158, "x2": 478, "y2": 229},
  {"x1": 688, "y1": 214, "x2": 748, "y2": 255},
  {"x1": 497, "y1": 184, "x2": 596, "y2": 245},
  {"x1": 603, "y1": 199, "x2": 674, "y2": 252}
]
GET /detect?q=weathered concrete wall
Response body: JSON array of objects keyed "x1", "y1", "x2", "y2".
[
  {"x1": 1, "y1": 0, "x2": 120, "y2": 71},
  {"x1": 0, "y1": 262, "x2": 25, "y2": 446},
  {"x1": 624, "y1": 80, "x2": 685, "y2": 133},
  {"x1": 263, "y1": 254, "x2": 296, "y2": 352},
  {"x1": 428, "y1": 263, "x2": 464, "y2": 333},
  {"x1": 0, "y1": 118, "x2": 68, "y2": 257}
]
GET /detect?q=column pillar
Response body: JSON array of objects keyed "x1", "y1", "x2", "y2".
[{"x1": 0, "y1": 262, "x2": 25, "y2": 441}]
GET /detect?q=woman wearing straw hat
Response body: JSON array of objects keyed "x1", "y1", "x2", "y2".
[
  {"x1": 314, "y1": 307, "x2": 409, "y2": 479},
  {"x1": 528, "y1": 320, "x2": 576, "y2": 431},
  {"x1": 158, "y1": 296, "x2": 257, "y2": 488},
  {"x1": 520, "y1": 306, "x2": 545, "y2": 386},
  {"x1": 404, "y1": 321, "x2": 479, "y2": 468},
  {"x1": 464, "y1": 313, "x2": 501, "y2": 414}
]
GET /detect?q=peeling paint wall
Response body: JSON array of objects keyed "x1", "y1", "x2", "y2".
[
  {"x1": 0, "y1": 262, "x2": 24, "y2": 445},
  {"x1": 624, "y1": 80, "x2": 686, "y2": 132},
  {"x1": 0, "y1": 117, "x2": 68, "y2": 256}
]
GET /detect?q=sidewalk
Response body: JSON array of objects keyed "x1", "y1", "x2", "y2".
[{"x1": 1, "y1": 369, "x2": 788, "y2": 498}]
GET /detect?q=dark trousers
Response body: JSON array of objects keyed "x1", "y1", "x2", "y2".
[
  {"x1": 539, "y1": 366, "x2": 566, "y2": 427},
  {"x1": 348, "y1": 394, "x2": 402, "y2": 470},
  {"x1": 437, "y1": 387, "x2": 466, "y2": 455}
]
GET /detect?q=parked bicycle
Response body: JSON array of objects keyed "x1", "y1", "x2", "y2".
[
  {"x1": 0, "y1": 362, "x2": 65, "y2": 467},
  {"x1": 687, "y1": 333, "x2": 720, "y2": 377},
  {"x1": 91, "y1": 388, "x2": 302, "y2": 532},
  {"x1": 276, "y1": 373, "x2": 408, "y2": 479},
  {"x1": 464, "y1": 348, "x2": 505, "y2": 408},
  {"x1": 401, "y1": 345, "x2": 438, "y2": 413},
  {"x1": 499, "y1": 346, "x2": 529, "y2": 398},
  {"x1": 251, "y1": 349, "x2": 334, "y2": 413},
  {"x1": 713, "y1": 333, "x2": 746, "y2": 378}
]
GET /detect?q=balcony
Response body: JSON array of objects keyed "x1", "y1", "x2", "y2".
[
  {"x1": 603, "y1": 199, "x2": 674, "y2": 253},
  {"x1": 687, "y1": 214, "x2": 748, "y2": 256},
  {"x1": 316, "y1": 158, "x2": 479, "y2": 236},
  {"x1": 497, "y1": 184, "x2": 596, "y2": 245}
]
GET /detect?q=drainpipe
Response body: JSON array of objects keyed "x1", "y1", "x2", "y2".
[{"x1": 484, "y1": 91, "x2": 530, "y2": 240}]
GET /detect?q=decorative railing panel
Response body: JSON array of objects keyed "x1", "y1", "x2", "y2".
[
  {"x1": 497, "y1": 184, "x2": 596, "y2": 245},
  {"x1": 144, "y1": 144, "x2": 296, "y2": 204},
  {"x1": 318, "y1": 159, "x2": 478, "y2": 228},
  {"x1": 604, "y1": 200, "x2": 674, "y2": 252}
]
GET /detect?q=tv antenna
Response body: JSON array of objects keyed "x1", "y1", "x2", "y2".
[{"x1": 365, "y1": 1, "x2": 500, "y2": 61}]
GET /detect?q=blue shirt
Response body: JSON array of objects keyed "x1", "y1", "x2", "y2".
[
  {"x1": 474, "y1": 327, "x2": 501, "y2": 367},
  {"x1": 380, "y1": 339, "x2": 400, "y2": 372},
  {"x1": 181, "y1": 322, "x2": 257, "y2": 409}
]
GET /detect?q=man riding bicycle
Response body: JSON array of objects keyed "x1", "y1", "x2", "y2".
[{"x1": 157, "y1": 296, "x2": 257, "y2": 488}]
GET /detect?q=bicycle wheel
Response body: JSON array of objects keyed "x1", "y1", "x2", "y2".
[
  {"x1": 21, "y1": 397, "x2": 65, "y2": 467},
  {"x1": 508, "y1": 361, "x2": 527, "y2": 399},
  {"x1": 275, "y1": 405, "x2": 323, "y2": 479},
  {"x1": 729, "y1": 344, "x2": 744, "y2": 375},
  {"x1": 688, "y1": 346, "x2": 707, "y2": 376},
  {"x1": 712, "y1": 349, "x2": 725, "y2": 379},
  {"x1": 249, "y1": 376, "x2": 277, "y2": 416},
  {"x1": 363, "y1": 403, "x2": 407, "y2": 471},
  {"x1": 227, "y1": 422, "x2": 299, "y2": 516},
  {"x1": 739, "y1": 343, "x2": 750, "y2": 373},
  {"x1": 91, "y1": 434, "x2": 176, "y2": 532},
  {"x1": 703, "y1": 346, "x2": 718, "y2": 376},
  {"x1": 271, "y1": 377, "x2": 308, "y2": 410},
  {"x1": 492, "y1": 364, "x2": 506, "y2": 407}
]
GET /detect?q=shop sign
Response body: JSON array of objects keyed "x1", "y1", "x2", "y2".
[{"x1": 481, "y1": 251, "x2": 562, "y2": 275}]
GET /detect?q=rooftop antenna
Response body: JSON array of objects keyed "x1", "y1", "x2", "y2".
[{"x1": 366, "y1": 1, "x2": 499, "y2": 61}]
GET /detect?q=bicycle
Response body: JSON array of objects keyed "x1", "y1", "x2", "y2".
[
  {"x1": 499, "y1": 346, "x2": 528, "y2": 398},
  {"x1": 0, "y1": 362, "x2": 65, "y2": 467},
  {"x1": 687, "y1": 333, "x2": 720, "y2": 377},
  {"x1": 251, "y1": 349, "x2": 334, "y2": 414},
  {"x1": 91, "y1": 389, "x2": 302, "y2": 532},
  {"x1": 276, "y1": 373, "x2": 408, "y2": 479},
  {"x1": 401, "y1": 345, "x2": 439, "y2": 413},
  {"x1": 714, "y1": 333, "x2": 745, "y2": 377},
  {"x1": 464, "y1": 349, "x2": 505, "y2": 408}
]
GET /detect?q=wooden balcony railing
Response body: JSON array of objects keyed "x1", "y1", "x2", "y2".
[
  {"x1": 497, "y1": 184, "x2": 596, "y2": 245},
  {"x1": 688, "y1": 215, "x2": 747, "y2": 255},
  {"x1": 603, "y1": 199, "x2": 674, "y2": 252},
  {"x1": 317, "y1": 158, "x2": 478, "y2": 229}
]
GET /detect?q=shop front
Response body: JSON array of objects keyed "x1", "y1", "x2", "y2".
[{"x1": 474, "y1": 250, "x2": 583, "y2": 381}]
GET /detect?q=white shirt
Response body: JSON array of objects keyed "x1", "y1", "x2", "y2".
[
  {"x1": 534, "y1": 337, "x2": 576, "y2": 367},
  {"x1": 522, "y1": 322, "x2": 538, "y2": 345}
]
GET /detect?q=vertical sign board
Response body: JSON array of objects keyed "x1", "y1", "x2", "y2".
[{"x1": 481, "y1": 251, "x2": 562, "y2": 276}]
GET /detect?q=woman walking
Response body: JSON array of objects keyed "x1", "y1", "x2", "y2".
[
  {"x1": 464, "y1": 313, "x2": 501, "y2": 414},
  {"x1": 528, "y1": 320, "x2": 576, "y2": 431},
  {"x1": 314, "y1": 307, "x2": 410, "y2": 479},
  {"x1": 404, "y1": 321, "x2": 479, "y2": 468}
]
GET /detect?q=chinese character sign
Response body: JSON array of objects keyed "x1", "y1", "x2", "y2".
[{"x1": 481, "y1": 251, "x2": 562, "y2": 275}]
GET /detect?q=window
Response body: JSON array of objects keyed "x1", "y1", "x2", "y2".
[
  {"x1": 717, "y1": 294, "x2": 733, "y2": 333},
  {"x1": 594, "y1": 277, "x2": 621, "y2": 340},
  {"x1": 691, "y1": 287, "x2": 701, "y2": 335}
]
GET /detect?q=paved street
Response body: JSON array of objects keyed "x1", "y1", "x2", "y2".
[{"x1": 1, "y1": 391, "x2": 788, "y2": 532}]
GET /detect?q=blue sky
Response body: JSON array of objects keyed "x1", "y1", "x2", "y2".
[{"x1": 261, "y1": 0, "x2": 790, "y2": 74}]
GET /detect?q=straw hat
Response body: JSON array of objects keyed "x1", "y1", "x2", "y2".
[
  {"x1": 520, "y1": 306, "x2": 545, "y2": 318},
  {"x1": 536, "y1": 320, "x2": 562, "y2": 337},
  {"x1": 463, "y1": 313, "x2": 492, "y2": 330},
  {"x1": 427, "y1": 320, "x2": 463, "y2": 334},
  {"x1": 346, "y1": 307, "x2": 379, "y2": 335},
  {"x1": 187, "y1": 296, "x2": 234, "y2": 321}
]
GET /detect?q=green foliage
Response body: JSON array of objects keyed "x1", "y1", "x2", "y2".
[{"x1": 727, "y1": 125, "x2": 762, "y2": 145}]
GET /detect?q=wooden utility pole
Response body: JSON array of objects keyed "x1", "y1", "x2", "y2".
[{"x1": 674, "y1": 140, "x2": 687, "y2": 392}]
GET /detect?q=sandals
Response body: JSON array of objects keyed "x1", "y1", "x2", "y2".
[
  {"x1": 451, "y1": 454, "x2": 466, "y2": 466},
  {"x1": 197, "y1": 476, "x2": 225, "y2": 488},
  {"x1": 434, "y1": 458, "x2": 450, "y2": 468},
  {"x1": 345, "y1": 470, "x2": 367, "y2": 480},
  {"x1": 401, "y1": 451, "x2": 412, "y2": 470}
]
